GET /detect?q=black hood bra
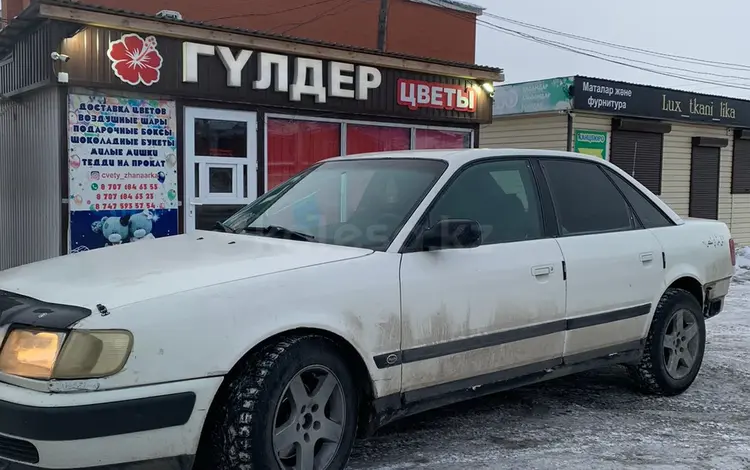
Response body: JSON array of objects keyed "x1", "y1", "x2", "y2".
[{"x1": 0, "y1": 290, "x2": 92, "y2": 330}]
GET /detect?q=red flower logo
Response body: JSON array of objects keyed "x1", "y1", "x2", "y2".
[{"x1": 106, "y1": 33, "x2": 163, "y2": 86}]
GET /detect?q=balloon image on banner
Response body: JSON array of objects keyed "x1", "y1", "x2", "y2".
[{"x1": 68, "y1": 94, "x2": 179, "y2": 252}]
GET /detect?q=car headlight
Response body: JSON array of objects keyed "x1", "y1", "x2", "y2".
[{"x1": 0, "y1": 328, "x2": 133, "y2": 380}]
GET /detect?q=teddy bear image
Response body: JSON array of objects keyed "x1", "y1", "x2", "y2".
[
  {"x1": 91, "y1": 216, "x2": 130, "y2": 245},
  {"x1": 127, "y1": 210, "x2": 156, "y2": 242}
]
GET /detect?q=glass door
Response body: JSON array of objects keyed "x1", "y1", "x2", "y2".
[{"x1": 184, "y1": 107, "x2": 258, "y2": 232}]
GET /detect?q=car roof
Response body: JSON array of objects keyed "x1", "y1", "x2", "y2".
[{"x1": 323, "y1": 148, "x2": 603, "y2": 166}]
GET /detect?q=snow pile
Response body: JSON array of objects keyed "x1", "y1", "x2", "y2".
[{"x1": 733, "y1": 246, "x2": 750, "y2": 283}]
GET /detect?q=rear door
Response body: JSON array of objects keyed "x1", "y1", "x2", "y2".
[{"x1": 536, "y1": 158, "x2": 665, "y2": 362}]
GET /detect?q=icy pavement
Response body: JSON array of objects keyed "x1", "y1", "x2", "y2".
[{"x1": 349, "y1": 272, "x2": 750, "y2": 469}]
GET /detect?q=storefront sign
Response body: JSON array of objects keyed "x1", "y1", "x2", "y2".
[
  {"x1": 574, "y1": 129, "x2": 608, "y2": 159},
  {"x1": 182, "y1": 42, "x2": 382, "y2": 103},
  {"x1": 493, "y1": 77, "x2": 574, "y2": 116},
  {"x1": 68, "y1": 94, "x2": 179, "y2": 253},
  {"x1": 397, "y1": 79, "x2": 476, "y2": 112},
  {"x1": 573, "y1": 76, "x2": 750, "y2": 127},
  {"x1": 64, "y1": 27, "x2": 491, "y2": 124}
]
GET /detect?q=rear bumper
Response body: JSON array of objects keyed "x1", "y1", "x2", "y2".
[
  {"x1": 705, "y1": 275, "x2": 732, "y2": 319},
  {"x1": 0, "y1": 377, "x2": 222, "y2": 469}
]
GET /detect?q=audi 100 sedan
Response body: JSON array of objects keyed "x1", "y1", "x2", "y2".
[{"x1": 0, "y1": 149, "x2": 735, "y2": 470}]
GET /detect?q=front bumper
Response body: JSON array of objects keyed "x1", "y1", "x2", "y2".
[{"x1": 0, "y1": 376, "x2": 222, "y2": 469}]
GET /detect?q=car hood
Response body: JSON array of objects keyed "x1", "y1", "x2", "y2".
[{"x1": 0, "y1": 231, "x2": 372, "y2": 311}]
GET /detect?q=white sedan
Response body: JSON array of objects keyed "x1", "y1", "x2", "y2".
[{"x1": 0, "y1": 149, "x2": 735, "y2": 470}]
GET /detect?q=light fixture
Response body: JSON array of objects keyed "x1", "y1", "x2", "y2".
[{"x1": 481, "y1": 82, "x2": 495, "y2": 94}]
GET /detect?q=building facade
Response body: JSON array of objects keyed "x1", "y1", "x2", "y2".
[
  {"x1": 0, "y1": 0, "x2": 500, "y2": 270},
  {"x1": 1, "y1": 0, "x2": 485, "y2": 63},
  {"x1": 480, "y1": 76, "x2": 750, "y2": 245}
]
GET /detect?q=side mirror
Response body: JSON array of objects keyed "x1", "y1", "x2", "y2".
[{"x1": 420, "y1": 218, "x2": 482, "y2": 251}]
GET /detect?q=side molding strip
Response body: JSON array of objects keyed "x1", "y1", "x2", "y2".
[{"x1": 373, "y1": 304, "x2": 651, "y2": 369}]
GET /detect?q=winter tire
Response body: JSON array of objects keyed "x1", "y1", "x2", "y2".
[
  {"x1": 197, "y1": 335, "x2": 359, "y2": 470},
  {"x1": 629, "y1": 287, "x2": 706, "y2": 396}
]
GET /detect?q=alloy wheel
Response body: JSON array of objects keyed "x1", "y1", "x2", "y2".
[{"x1": 272, "y1": 365, "x2": 346, "y2": 470}]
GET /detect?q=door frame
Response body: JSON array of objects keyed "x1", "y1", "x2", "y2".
[{"x1": 183, "y1": 107, "x2": 258, "y2": 232}]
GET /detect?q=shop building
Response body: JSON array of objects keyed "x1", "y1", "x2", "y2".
[
  {"x1": 0, "y1": 0, "x2": 501, "y2": 270},
  {"x1": 480, "y1": 75, "x2": 750, "y2": 245}
]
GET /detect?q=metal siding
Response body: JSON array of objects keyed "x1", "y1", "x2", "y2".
[
  {"x1": 689, "y1": 145, "x2": 720, "y2": 220},
  {"x1": 0, "y1": 87, "x2": 62, "y2": 270},
  {"x1": 479, "y1": 114, "x2": 568, "y2": 151},
  {"x1": 0, "y1": 22, "x2": 61, "y2": 95},
  {"x1": 571, "y1": 113, "x2": 612, "y2": 158}
]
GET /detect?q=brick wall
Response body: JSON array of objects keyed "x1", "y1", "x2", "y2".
[{"x1": 0, "y1": 0, "x2": 479, "y2": 62}]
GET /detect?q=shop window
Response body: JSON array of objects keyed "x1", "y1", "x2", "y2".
[
  {"x1": 540, "y1": 159, "x2": 635, "y2": 236},
  {"x1": 266, "y1": 118, "x2": 341, "y2": 190},
  {"x1": 415, "y1": 128, "x2": 472, "y2": 149},
  {"x1": 609, "y1": 130, "x2": 663, "y2": 195},
  {"x1": 194, "y1": 118, "x2": 248, "y2": 158},
  {"x1": 346, "y1": 124, "x2": 410, "y2": 155}
]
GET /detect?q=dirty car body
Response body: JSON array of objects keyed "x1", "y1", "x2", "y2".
[{"x1": 0, "y1": 149, "x2": 735, "y2": 469}]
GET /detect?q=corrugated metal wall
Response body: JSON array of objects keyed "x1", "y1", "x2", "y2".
[
  {"x1": 0, "y1": 87, "x2": 62, "y2": 270},
  {"x1": 571, "y1": 113, "x2": 612, "y2": 158},
  {"x1": 0, "y1": 21, "x2": 63, "y2": 96},
  {"x1": 479, "y1": 114, "x2": 568, "y2": 150}
]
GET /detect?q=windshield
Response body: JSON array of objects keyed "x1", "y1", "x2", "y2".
[{"x1": 223, "y1": 158, "x2": 448, "y2": 250}]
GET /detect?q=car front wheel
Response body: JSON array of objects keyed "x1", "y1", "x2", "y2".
[
  {"x1": 629, "y1": 287, "x2": 706, "y2": 396},
  {"x1": 198, "y1": 335, "x2": 359, "y2": 470}
]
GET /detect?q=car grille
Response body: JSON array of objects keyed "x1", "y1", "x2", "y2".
[{"x1": 0, "y1": 434, "x2": 39, "y2": 463}]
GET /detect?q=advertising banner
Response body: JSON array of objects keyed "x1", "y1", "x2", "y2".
[
  {"x1": 574, "y1": 129, "x2": 608, "y2": 159},
  {"x1": 68, "y1": 94, "x2": 179, "y2": 253},
  {"x1": 492, "y1": 77, "x2": 574, "y2": 116}
]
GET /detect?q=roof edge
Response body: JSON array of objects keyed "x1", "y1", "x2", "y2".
[{"x1": 21, "y1": 0, "x2": 503, "y2": 81}]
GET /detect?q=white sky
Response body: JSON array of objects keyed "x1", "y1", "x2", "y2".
[{"x1": 470, "y1": 0, "x2": 750, "y2": 99}]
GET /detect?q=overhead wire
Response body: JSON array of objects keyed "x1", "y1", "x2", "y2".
[
  {"x1": 205, "y1": 0, "x2": 344, "y2": 23},
  {"x1": 277, "y1": 0, "x2": 367, "y2": 35},
  {"x1": 419, "y1": 0, "x2": 750, "y2": 92},
  {"x1": 484, "y1": 12, "x2": 750, "y2": 72}
]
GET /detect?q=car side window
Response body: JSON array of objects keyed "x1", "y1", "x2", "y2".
[
  {"x1": 602, "y1": 167, "x2": 675, "y2": 229},
  {"x1": 428, "y1": 159, "x2": 543, "y2": 244},
  {"x1": 540, "y1": 159, "x2": 636, "y2": 236}
]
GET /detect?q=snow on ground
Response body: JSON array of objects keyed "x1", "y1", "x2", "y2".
[{"x1": 348, "y1": 262, "x2": 750, "y2": 470}]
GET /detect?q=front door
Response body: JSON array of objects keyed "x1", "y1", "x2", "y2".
[
  {"x1": 184, "y1": 107, "x2": 258, "y2": 232},
  {"x1": 398, "y1": 158, "x2": 566, "y2": 400}
]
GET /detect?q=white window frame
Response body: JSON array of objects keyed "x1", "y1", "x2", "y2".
[{"x1": 263, "y1": 113, "x2": 476, "y2": 191}]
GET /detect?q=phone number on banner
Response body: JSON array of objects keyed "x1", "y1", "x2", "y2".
[{"x1": 92, "y1": 202, "x2": 158, "y2": 210}]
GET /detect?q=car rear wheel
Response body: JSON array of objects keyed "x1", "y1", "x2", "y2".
[
  {"x1": 197, "y1": 335, "x2": 359, "y2": 470},
  {"x1": 629, "y1": 288, "x2": 706, "y2": 396}
]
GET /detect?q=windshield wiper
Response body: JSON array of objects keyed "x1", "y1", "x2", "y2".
[
  {"x1": 212, "y1": 221, "x2": 237, "y2": 233},
  {"x1": 242, "y1": 225, "x2": 315, "y2": 242}
]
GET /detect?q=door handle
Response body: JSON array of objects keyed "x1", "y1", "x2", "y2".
[
  {"x1": 189, "y1": 201, "x2": 204, "y2": 206},
  {"x1": 532, "y1": 265, "x2": 553, "y2": 277},
  {"x1": 640, "y1": 252, "x2": 654, "y2": 263}
]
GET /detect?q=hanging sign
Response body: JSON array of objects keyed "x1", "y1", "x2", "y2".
[{"x1": 67, "y1": 94, "x2": 179, "y2": 253}]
